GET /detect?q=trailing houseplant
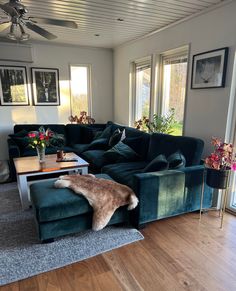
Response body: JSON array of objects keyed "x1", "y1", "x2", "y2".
[
  {"x1": 205, "y1": 137, "x2": 236, "y2": 189},
  {"x1": 134, "y1": 108, "x2": 177, "y2": 134}
]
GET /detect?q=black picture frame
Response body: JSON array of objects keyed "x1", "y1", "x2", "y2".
[
  {"x1": 191, "y1": 47, "x2": 228, "y2": 89},
  {"x1": 31, "y1": 67, "x2": 60, "y2": 106},
  {"x1": 0, "y1": 66, "x2": 29, "y2": 106}
]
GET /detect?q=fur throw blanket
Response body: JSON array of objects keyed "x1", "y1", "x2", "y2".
[{"x1": 54, "y1": 174, "x2": 138, "y2": 231}]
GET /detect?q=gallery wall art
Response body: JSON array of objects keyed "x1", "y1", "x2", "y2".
[
  {"x1": 0, "y1": 66, "x2": 29, "y2": 106},
  {"x1": 191, "y1": 47, "x2": 228, "y2": 89}
]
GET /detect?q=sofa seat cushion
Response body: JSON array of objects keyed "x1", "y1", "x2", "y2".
[
  {"x1": 81, "y1": 150, "x2": 108, "y2": 171},
  {"x1": 102, "y1": 161, "x2": 148, "y2": 188},
  {"x1": 72, "y1": 144, "x2": 90, "y2": 154},
  {"x1": 30, "y1": 179, "x2": 92, "y2": 223}
]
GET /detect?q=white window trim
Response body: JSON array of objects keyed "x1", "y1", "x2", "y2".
[
  {"x1": 129, "y1": 56, "x2": 152, "y2": 126},
  {"x1": 225, "y1": 51, "x2": 236, "y2": 212},
  {"x1": 69, "y1": 63, "x2": 92, "y2": 116},
  {"x1": 157, "y1": 45, "x2": 190, "y2": 135}
]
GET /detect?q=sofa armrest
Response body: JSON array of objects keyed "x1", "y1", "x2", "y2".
[
  {"x1": 132, "y1": 166, "x2": 213, "y2": 226},
  {"x1": 8, "y1": 138, "x2": 20, "y2": 158}
]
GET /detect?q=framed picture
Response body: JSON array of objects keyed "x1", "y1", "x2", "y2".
[
  {"x1": 0, "y1": 66, "x2": 29, "y2": 106},
  {"x1": 31, "y1": 67, "x2": 60, "y2": 105},
  {"x1": 191, "y1": 47, "x2": 228, "y2": 89}
]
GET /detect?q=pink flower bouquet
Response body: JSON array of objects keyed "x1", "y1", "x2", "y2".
[{"x1": 205, "y1": 137, "x2": 236, "y2": 171}]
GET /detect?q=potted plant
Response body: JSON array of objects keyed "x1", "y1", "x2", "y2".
[
  {"x1": 28, "y1": 126, "x2": 65, "y2": 163},
  {"x1": 205, "y1": 137, "x2": 236, "y2": 189},
  {"x1": 134, "y1": 108, "x2": 177, "y2": 134}
]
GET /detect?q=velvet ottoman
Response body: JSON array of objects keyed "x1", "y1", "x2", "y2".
[{"x1": 30, "y1": 174, "x2": 129, "y2": 242}]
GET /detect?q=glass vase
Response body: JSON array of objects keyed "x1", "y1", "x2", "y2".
[{"x1": 36, "y1": 146, "x2": 46, "y2": 163}]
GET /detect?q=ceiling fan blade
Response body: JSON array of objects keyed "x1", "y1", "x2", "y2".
[
  {"x1": 25, "y1": 22, "x2": 57, "y2": 40},
  {"x1": 0, "y1": 3, "x2": 18, "y2": 17},
  {"x1": 0, "y1": 22, "x2": 10, "y2": 32},
  {"x1": 29, "y1": 17, "x2": 78, "y2": 29}
]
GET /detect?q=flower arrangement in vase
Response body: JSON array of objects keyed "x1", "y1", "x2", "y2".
[
  {"x1": 205, "y1": 137, "x2": 236, "y2": 189},
  {"x1": 28, "y1": 126, "x2": 65, "y2": 162}
]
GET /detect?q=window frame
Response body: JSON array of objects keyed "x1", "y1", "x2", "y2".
[
  {"x1": 69, "y1": 64, "x2": 92, "y2": 116},
  {"x1": 158, "y1": 46, "x2": 190, "y2": 135}
]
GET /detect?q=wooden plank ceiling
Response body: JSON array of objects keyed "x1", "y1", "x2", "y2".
[{"x1": 0, "y1": 0, "x2": 228, "y2": 48}]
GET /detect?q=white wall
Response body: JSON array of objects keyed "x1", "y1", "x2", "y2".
[
  {"x1": 113, "y1": 1, "x2": 236, "y2": 156},
  {"x1": 0, "y1": 42, "x2": 113, "y2": 159}
]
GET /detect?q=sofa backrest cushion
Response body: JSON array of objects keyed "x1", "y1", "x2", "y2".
[
  {"x1": 143, "y1": 154, "x2": 169, "y2": 173},
  {"x1": 66, "y1": 124, "x2": 105, "y2": 145},
  {"x1": 147, "y1": 133, "x2": 204, "y2": 166}
]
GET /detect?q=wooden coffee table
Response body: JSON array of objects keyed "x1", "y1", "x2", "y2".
[{"x1": 13, "y1": 152, "x2": 89, "y2": 209}]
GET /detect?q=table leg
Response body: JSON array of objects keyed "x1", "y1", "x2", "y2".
[
  {"x1": 220, "y1": 188, "x2": 228, "y2": 229},
  {"x1": 199, "y1": 170, "x2": 205, "y2": 221},
  {"x1": 81, "y1": 167, "x2": 88, "y2": 175},
  {"x1": 17, "y1": 174, "x2": 30, "y2": 210}
]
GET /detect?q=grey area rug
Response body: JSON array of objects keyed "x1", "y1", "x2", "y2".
[{"x1": 0, "y1": 183, "x2": 144, "y2": 286}]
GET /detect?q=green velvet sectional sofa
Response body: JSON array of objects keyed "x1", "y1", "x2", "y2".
[{"x1": 8, "y1": 121, "x2": 213, "y2": 231}]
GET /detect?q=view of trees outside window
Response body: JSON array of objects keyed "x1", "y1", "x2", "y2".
[
  {"x1": 70, "y1": 66, "x2": 89, "y2": 115},
  {"x1": 162, "y1": 56, "x2": 188, "y2": 135},
  {"x1": 135, "y1": 64, "x2": 151, "y2": 120}
]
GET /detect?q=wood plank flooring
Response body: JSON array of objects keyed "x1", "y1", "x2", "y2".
[{"x1": 1, "y1": 212, "x2": 236, "y2": 291}]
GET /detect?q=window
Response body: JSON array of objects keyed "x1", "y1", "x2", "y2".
[
  {"x1": 70, "y1": 65, "x2": 91, "y2": 115},
  {"x1": 161, "y1": 52, "x2": 188, "y2": 135},
  {"x1": 134, "y1": 59, "x2": 151, "y2": 121}
]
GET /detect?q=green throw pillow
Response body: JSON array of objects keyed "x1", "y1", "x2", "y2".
[
  {"x1": 108, "y1": 128, "x2": 126, "y2": 147},
  {"x1": 168, "y1": 151, "x2": 186, "y2": 169},
  {"x1": 143, "y1": 154, "x2": 169, "y2": 173},
  {"x1": 9, "y1": 130, "x2": 29, "y2": 150},
  {"x1": 104, "y1": 141, "x2": 140, "y2": 163}
]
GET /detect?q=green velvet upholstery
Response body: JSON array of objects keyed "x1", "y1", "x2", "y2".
[
  {"x1": 30, "y1": 174, "x2": 129, "y2": 241},
  {"x1": 132, "y1": 165, "x2": 212, "y2": 226},
  {"x1": 81, "y1": 150, "x2": 108, "y2": 173},
  {"x1": 102, "y1": 162, "x2": 148, "y2": 188}
]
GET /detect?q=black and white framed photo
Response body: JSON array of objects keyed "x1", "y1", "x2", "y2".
[
  {"x1": 191, "y1": 47, "x2": 228, "y2": 89},
  {"x1": 0, "y1": 66, "x2": 29, "y2": 106},
  {"x1": 31, "y1": 67, "x2": 60, "y2": 105}
]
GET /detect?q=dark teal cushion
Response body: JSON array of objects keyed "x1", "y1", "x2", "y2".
[
  {"x1": 104, "y1": 141, "x2": 140, "y2": 163},
  {"x1": 30, "y1": 180, "x2": 92, "y2": 223},
  {"x1": 9, "y1": 129, "x2": 28, "y2": 138},
  {"x1": 168, "y1": 151, "x2": 186, "y2": 169},
  {"x1": 9, "y1": 129, "x2": 29, "y2": 150},
  {"x1": 143, "y1": 154, "x2": 169, "y2": 173},
  {"x1": 123, "y1": 135, "x2": 150, "y2": 160},
  {"x1": 81, "y1": 150, "x2": 108, "y2": 170},
  {"x1": 108, "y1": 129, "x2": 125, "y2": 147},
  {"x1": 72, "y1": 144, "x2": 90, "y2": 154},
  {"x1": 94, "y1": 125, "x2": 112, "y2": 139},
  {"x1": 102, "y1": 161, "x2": 148, "y2": 188},
  {"x1": 87, "y1": 138, "x2": 109, "y2": 150}
]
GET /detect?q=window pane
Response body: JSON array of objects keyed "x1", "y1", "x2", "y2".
[
  {"x1": 70, "y1": 66, "x2": 89, "y2": 115},
  {"x1": 135, "y1": 65, "x2": 151, "y2": 120},
  {"x1": 231, "y1": 172, "x2": 236, "y2": 209},
  {"x1": 162, "y1": 57, "x2": 187, "y2": 135}
]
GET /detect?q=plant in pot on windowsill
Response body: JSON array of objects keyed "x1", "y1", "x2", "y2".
[
  {"x1": 205, "y1": 137, "x2": 236, "y2": 189},
  {"x1": 28, "y1": 126, "x2": 65, "y2": 163},
  {"x1": 134, "y1": 108, "x2": 177, "y2": 134}
]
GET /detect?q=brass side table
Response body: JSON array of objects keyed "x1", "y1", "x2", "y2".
[{"x1": 199, "y1": 168, "x2": 230, "y2": 229}]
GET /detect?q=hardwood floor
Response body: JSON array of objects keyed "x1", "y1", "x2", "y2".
[{"x1": 1, "y1": 212, "x2": 236, "y2": 291}]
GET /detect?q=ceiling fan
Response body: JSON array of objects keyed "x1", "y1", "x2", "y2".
[{"x1": 0, "y1": 0, "x2": 78, "y2": 41}]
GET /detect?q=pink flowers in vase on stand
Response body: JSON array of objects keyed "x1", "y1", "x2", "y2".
[{"x1": 205, "y1": 137, "x2": 236, "y2": 171}]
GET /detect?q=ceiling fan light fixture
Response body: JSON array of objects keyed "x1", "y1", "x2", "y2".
[
  {"x1": 20, "y1": 32, "x2": 30, "y2": 41},
  {"x1": 19, "y1": 23, "x2": 30, "y2": 40},
  {"x1": 7, "y1": 23, "x2": 17, "y2": 40}
]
